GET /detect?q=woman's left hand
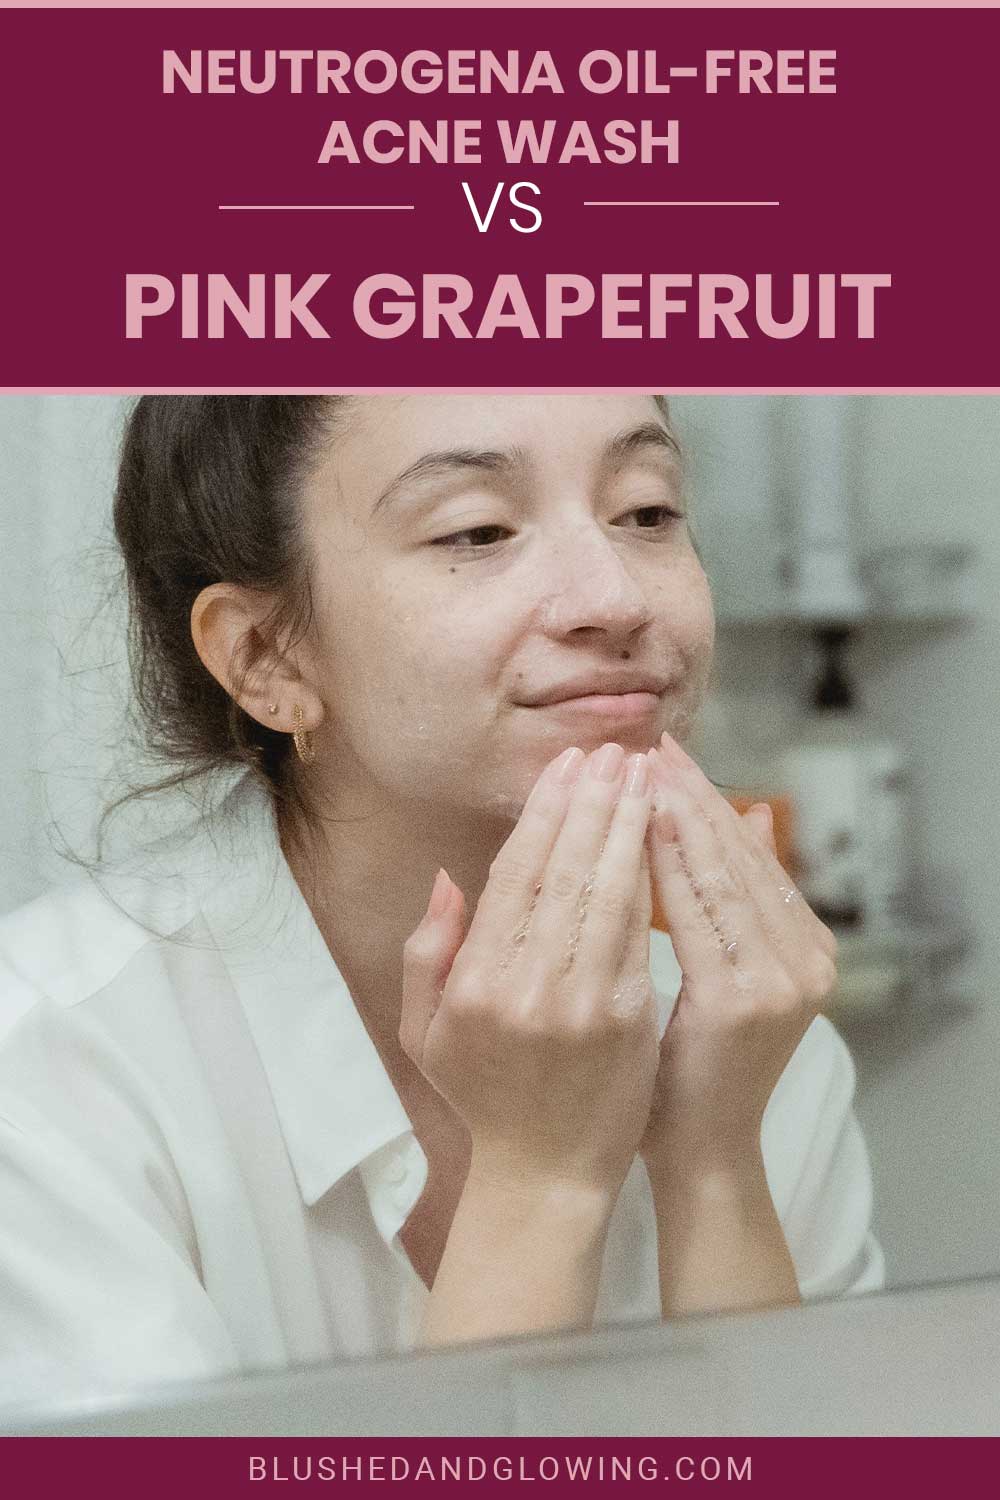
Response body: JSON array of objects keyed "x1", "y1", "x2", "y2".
[{"x1": 639, "y1": 731, "x2": 840, "y2": 1185}]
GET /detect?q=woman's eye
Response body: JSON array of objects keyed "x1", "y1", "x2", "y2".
[
  {"x1": 615, "y1": 504, "x2": 684, "y2": 531},
  {"x1": 431, "y1": 507, "x2": 683, "y2": 551},
  {"x1": 431, "y1": 525, "x2": 511, "y2": 550}
]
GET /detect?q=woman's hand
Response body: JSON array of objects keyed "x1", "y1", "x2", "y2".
[
  {"x1": 639, "y1": 730, "x2": 840, "y2": 1186},
  {"x1": 400, "y1": 743, "x2": 660, "y2": 1206}
]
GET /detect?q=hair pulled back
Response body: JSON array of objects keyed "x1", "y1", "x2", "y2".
[{"x1": 113, "y1": 395, "x2": 343, "y2": 810}]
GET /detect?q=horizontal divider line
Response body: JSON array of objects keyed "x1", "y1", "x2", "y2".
[
  {"x1": 218, "y1": 204, "x2": 415, "y2": 211},
  {"x1": 584, "y1": 200, "x2": 780, "y2": 207}
]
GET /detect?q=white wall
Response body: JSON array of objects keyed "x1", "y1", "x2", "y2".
[
  {"x1": 671, "y1": 395, "x2": 1000, "y2": 1287},
  {"x1": 0, "y1": 399, "x2": 46, "y2": 912},
  {"x1": 2, "y1": 394, "x2": 998, "y2": 1290},
  {"x1": 849, "y1": 398, "x2": 1000, "y2": 1286},
  {"x1": 0, "y1": 397, "x2": 131, "y2": 910}
]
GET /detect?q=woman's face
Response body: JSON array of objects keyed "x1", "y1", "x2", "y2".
[{"x1": 296, "y1": 395, "x2": 715, "y2": 821}]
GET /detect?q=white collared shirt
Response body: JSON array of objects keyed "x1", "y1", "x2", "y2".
[{"x1": 0, "y1": 774, "x2": 884, "y2": 1406}]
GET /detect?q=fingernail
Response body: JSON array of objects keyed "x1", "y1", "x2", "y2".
[
  {"x1": 590, "y1": 743, "x2": 626, "y2": 782},
  {"x1": 659, "y1": 732, "x2": 691, "y2": 767},
  {"x1": 549, "y1": 746, "x2": 586, "y2": 786},
  {"x1": 427, "y1": 867, "x2": 451, "y2": 920},
  {"x1": 623, "y1": 753, "x2": 649, "y2": 796}
]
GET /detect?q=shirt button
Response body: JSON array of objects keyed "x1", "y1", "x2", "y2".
[{"x1": 387, "y1": 1159, "x2": 408, "y2": 1187}]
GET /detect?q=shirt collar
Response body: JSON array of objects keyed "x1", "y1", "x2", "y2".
[
  {"x1": 186, "y1": 773, "x2": 682, "y2": 1210},
  {"x1": 192, "y1": 774, "x2": 416, "y2": 1209}
]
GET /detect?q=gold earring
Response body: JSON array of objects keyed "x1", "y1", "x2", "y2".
[
  {"x1": 267, "y1": 703, "x2": 279, "y2": 716},
  {"x1": 292, "y1": 703, "x2": 315, "y2": 765}
]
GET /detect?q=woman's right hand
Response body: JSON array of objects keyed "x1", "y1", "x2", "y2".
[{"x1": 399, "y1": 743, "x2": 660, "y2": 1206}]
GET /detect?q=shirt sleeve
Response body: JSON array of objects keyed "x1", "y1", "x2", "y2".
[
  {"x1": 761, "y1": 1013, "x2": 886, "y2": 1302},
  {"x1": 0, "y1": 1083, "x2": 241, "y2": 1409}
]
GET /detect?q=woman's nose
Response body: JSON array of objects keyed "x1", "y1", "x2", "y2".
[{"x1": 535, "y1": 522, "x2": 654, "y2": 637}]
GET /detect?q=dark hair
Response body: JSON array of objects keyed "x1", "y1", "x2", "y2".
[{"x1": 111, "y1": 395, "x2": 348, "y2": 819}]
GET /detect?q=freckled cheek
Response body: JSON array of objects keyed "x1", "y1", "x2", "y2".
[
  {"x1": 650, "y1": 564, "x2": 715, "y2": 659},
  {"x1": 686, "y1": 602, "x2": 716, "y2": 669},
  {"x1": 350, "y1": 601, "x2": 499, "y2": 716},
  {"x1": 680, "y1": 617, "x2": 716, "y2": 710}
]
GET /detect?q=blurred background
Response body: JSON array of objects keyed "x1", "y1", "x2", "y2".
[{"x1": 1, "y1": 394, "x2": 997, "y2": 1299}]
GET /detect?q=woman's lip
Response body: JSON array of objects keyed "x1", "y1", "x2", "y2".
[{"x1": 526, "y1": 691, "x2": 660, "y2": 719}]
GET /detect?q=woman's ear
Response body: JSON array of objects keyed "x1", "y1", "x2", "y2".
[{"x1": 190, "y1": 583, "x2": 324, "y2": 735}]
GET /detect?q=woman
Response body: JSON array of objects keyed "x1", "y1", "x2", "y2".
[{"x1": 0, "y1": 394, "x2": 883, "y2": 1402}]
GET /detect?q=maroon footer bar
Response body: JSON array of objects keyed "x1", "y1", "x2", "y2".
[{"x1": 2, "y1": 1437, "x2": 998, "y2": 1497}]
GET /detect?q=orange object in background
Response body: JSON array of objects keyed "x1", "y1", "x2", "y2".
[{"x1": 650, "y1": 792, "x2": 797, "y2": 936}]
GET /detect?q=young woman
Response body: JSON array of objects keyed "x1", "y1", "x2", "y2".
[{"x1": 0, "y1": 395, "x2": 883, "y2": 1403}]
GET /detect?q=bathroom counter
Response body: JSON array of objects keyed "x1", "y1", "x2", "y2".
[{"x1": 5, "y1": 1273, "x2": 999, "y2": 1436}]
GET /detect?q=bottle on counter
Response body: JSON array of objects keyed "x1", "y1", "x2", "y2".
[{"x1": 778, "y1": 626, "x2": 912, "y2": 932}]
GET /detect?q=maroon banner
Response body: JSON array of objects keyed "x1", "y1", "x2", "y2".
[
  {"x1": 1, "y1": 6, "x2": 998, "y2": 386},
  {"x1": 2, "y1": 1437, "x2": 1000, "y2": 1494}
]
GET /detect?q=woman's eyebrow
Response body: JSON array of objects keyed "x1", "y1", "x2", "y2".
[
  {"x1": 604, "y1": 420, "x2": 681, "y2": 469},
  {"x1": 371, "y1": 445, "x2": 526, "y2": 518},
  {"x1": 369, "y1": 421, "x2": 680, "y2": 518}
]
